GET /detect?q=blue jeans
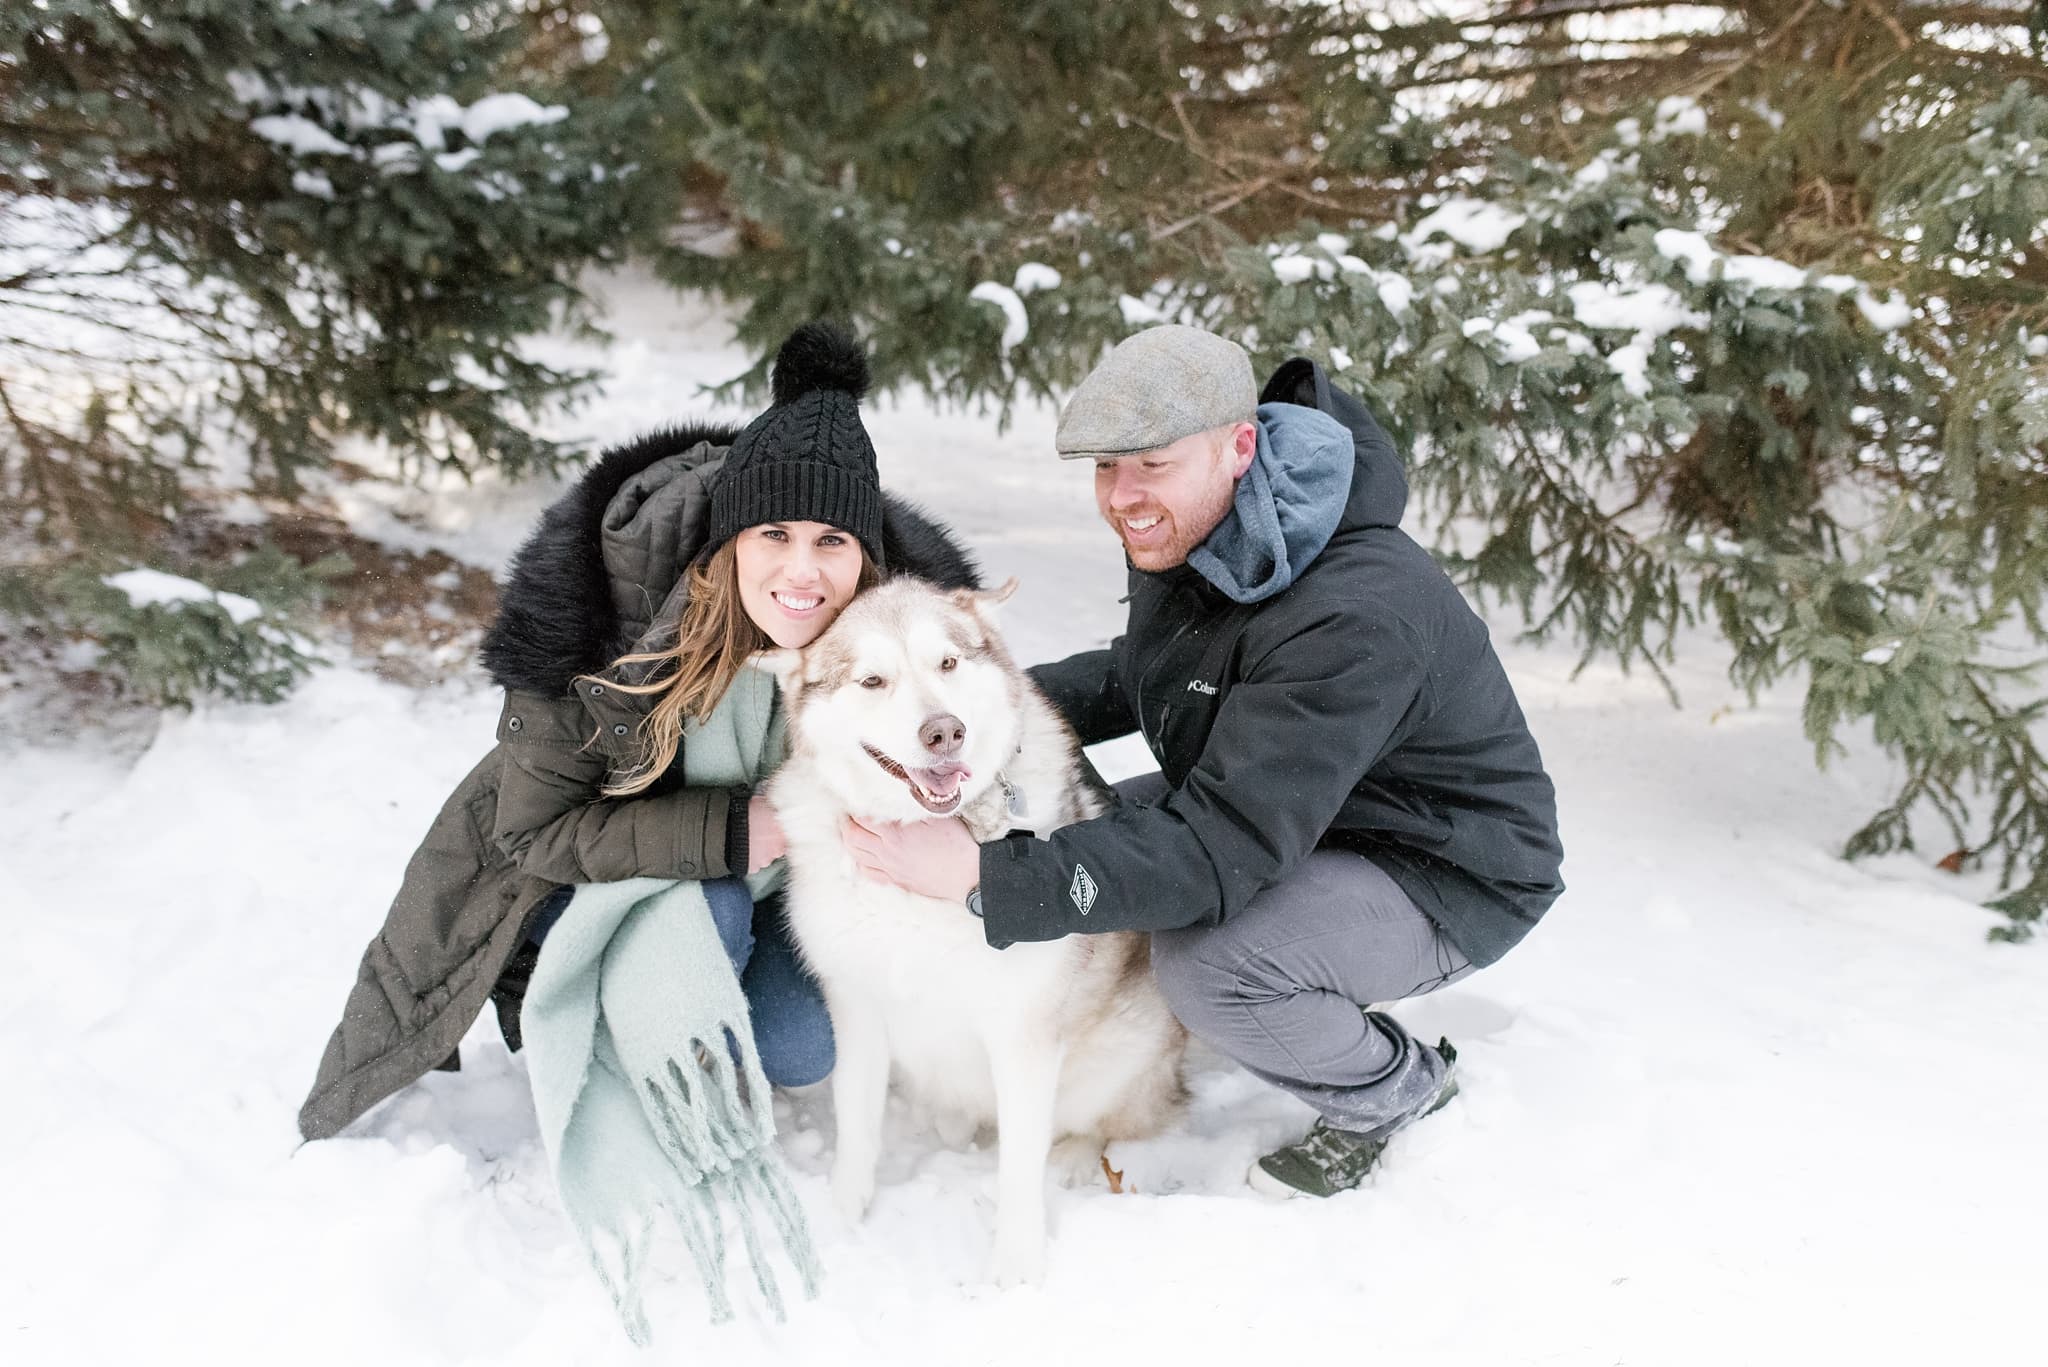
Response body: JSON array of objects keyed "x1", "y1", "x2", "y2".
[{"x1": 526, "y1": 878, "x2": 835, "y2": 1088}]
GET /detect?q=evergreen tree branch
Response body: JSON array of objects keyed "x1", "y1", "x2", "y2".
[
  {"x1": 1685, "y1": 0, "x2": 1820, "y2": 97},
  {"x1": 0, "y1": 373, "x2": 65, "y2": 521},
  {"x1": 1857, "y1": 0, "x2": 1919, "y2": 53}
]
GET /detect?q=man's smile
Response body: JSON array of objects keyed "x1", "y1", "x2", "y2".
[{"x1": 1119, "y1": 513, "x2": 1167, "y2": 545}]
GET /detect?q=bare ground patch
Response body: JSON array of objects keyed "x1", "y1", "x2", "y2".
[{"x1": 2, "y1": 488, "x2": 504, "y2": 746}]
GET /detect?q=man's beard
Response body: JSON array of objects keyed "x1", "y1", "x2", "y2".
[{"x1": 1108, "y1": 483, "x2": 1237, "y2": 570}]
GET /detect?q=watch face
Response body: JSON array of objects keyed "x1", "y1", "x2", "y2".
[{"x1": 965, "y1": 889, "x2": 985, "y2": 918}]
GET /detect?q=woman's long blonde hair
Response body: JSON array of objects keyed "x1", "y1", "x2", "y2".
[{"x1": 597, "y1": 537, "x2": 880, "y2": 797}]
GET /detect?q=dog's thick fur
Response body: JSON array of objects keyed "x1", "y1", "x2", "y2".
[{"x1": 763, "y1": 578, "x2": 1186, "y2": 1285}]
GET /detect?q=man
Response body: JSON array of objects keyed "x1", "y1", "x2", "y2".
[{"x1": 848, "y1": 324, "x2": 1564, "y2": 1197}]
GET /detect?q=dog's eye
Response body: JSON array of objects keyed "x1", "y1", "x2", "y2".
[
  {"x1": 858, "y1": 675, "x2": 886, "y2": 690},
  {"x1": 939, "y1": 655, "x2": 958, "y2": 672}
]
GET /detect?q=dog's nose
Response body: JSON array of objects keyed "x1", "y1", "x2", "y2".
[{"x1": 920, "y1": 713, "x2": 966, "y2": 757}]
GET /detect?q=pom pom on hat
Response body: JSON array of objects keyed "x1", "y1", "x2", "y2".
[{"x1": 770, "y1": 321, "x2": 871, "y2": 405}]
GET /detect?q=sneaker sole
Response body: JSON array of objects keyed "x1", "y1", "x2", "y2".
[{"x1": 1246, "y1": 1158, "x2": 1310, "y2": 1199}]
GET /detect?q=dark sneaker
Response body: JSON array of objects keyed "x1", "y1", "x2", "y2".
[{"x1": 1248, "y1": 1038, "x2": 1459, "y2": 1199}]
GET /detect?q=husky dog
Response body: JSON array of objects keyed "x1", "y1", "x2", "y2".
[{"x1": 761, "y1": 577, "x2": 1186, "y2": 1286}]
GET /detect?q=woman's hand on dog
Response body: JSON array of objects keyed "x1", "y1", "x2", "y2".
[{"x1": 843, "y1": 815, "x2": 981, "y2": 905}]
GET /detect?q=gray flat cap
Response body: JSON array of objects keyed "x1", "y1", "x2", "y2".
[{"x1": 1055, "y1": 324, "x2": 1257, "y2": 459}]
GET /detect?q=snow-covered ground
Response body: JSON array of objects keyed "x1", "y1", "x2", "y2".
[{"x1": 3, "y1": 277, "x2": 2042, "y2": 1366}]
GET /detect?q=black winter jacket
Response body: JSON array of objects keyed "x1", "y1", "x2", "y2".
[{"x1": 977, "y1": 358, "x2": 1564, "y2": 967}]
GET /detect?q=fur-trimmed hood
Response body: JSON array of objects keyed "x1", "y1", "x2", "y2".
[{"x1": 480, "y1": 424, "x2": 981, "y2": 696}]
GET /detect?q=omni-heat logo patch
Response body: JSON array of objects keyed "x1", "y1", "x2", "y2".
[{"x1": 1069, "y1": 863, "x2": 1098, "y2": 916}]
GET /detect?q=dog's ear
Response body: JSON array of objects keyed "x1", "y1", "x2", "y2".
[
  {"x1": 952, "y1": 577, "x2": 1020, "y2": 627},
  {"x1": 751, "y1": 647, "x2": 805, "y2": 693}
]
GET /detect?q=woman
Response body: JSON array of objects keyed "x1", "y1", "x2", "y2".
[{"x1": 297, "y1": 322, "x2": 978, "y2": 1142}]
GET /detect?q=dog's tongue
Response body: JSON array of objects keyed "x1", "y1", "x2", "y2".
[{"x1": 910, "y1": 760, "x2": 970, "y2": 800}]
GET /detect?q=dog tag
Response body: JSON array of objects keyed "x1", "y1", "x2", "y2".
[{"x1": 999, "y1": 774, "x2": 1028, "y2": 821}]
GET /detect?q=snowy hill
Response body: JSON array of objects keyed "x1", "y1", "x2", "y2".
[{"x1": 1, "y1": 279, "x2": 2040, "y2": 1366}]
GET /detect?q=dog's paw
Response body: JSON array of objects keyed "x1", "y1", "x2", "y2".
[
  {"x1": 830, "y1": 1162, "x2": 876, "y2": 1224},
  {"x1": 988, "y1": 1236, "x2": 1047, "y2": 1289}
]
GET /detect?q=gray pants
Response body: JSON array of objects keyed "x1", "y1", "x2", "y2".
[{"x1": 1124, "y1": 775, "x2": 1474, "y2": 1133}]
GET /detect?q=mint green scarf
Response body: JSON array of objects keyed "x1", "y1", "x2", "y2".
[{"x1": 521, "y1": 667, "x2": 821, "y2": 1340}]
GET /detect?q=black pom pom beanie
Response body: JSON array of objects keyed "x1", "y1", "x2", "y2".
[{"x1": 707, "y1": 321, "x2": 885, "y2": 566}]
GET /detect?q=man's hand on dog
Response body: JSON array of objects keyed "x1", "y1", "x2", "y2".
[
  {"x1": 747, "y1": 795, "x2": 788, "y2": 874},
  {"x1": 843, "y1": 816, "x2": 980, "y2": 905}
]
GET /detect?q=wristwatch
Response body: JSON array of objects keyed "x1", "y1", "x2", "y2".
[{"x1": 964, "y1": 885, "x2": 984, "y2": 919}]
